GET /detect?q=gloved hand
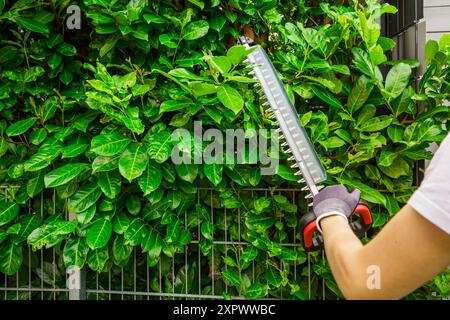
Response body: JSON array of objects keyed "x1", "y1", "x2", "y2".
[{"x1": 313, "y1": 185, "x2": 361, "y2": 233}]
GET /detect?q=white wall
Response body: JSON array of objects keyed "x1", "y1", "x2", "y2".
[
  {"x1": 424, "y1": 0, "x2": 450, "y2": 40},
  {"x1": 423, "y1": 1, "x2": 450, "y2": 165}
]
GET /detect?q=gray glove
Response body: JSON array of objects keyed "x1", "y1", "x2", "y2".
[{"x1": 313, "y1": 185, "x2": 361, "y2": 233}]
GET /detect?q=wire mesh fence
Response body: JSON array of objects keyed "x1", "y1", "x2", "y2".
[
  {"x1": 0, "y1": 10, "x2": 428, "y2": 300},
  {"x1": 0, "y1": 185, "x2": 336, "y2": 300},
  {"x1": 0, "y1": 187, "x2": 70, "y2": 300},
  {"x1": 81, "y1": 188, "x2": 328, "y2": 301}
]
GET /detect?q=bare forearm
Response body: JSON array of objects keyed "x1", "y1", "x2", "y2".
[
  {"x1": 320, "y1": 205, "x2": 450, "y2": 300},
  {"x1": 320, "y1": 216, "x2": 372, "y2": 299}
]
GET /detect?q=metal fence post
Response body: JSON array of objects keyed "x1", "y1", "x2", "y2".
[
  {"x1": 67, "y1": 267, "x2": 86, "y2": 300},
  {"x1": 67, "y1": 213, "x2": 86, "y2": 300}
]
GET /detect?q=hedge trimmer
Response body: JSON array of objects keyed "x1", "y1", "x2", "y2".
[{"x1": 240, "y1": 37, "x2": 373, "y2": 252}]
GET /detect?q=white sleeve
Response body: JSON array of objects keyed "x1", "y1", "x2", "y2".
[{"x1": 408, "y1": 133, "x2": 450, "y2": 235}]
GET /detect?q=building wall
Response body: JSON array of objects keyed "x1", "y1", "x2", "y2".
[
  {"x1": 423, "y1": 1, "x2": 449, "y2": 165},
  {"x1": 424, "y1": 0, "x2": 450, "y2": 40}
]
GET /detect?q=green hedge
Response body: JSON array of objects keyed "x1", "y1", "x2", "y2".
[{"x1": 0, "y1": 0, "x2": 449, "y2": 299}]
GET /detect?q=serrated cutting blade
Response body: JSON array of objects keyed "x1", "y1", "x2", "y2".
[{"x1": 241, "y1": 37, "x2": 326, "y2": 198}]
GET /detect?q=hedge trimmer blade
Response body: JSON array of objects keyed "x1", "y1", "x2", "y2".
[{"x1": 241, "y1": 37, "x2": 326, "y2": 200}]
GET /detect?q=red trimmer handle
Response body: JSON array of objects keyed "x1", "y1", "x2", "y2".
[
  {"x1": 349, "y1": 203, "x2": 373, "y2": 236},
  {"x1": 300, "y1": 212, "x2": 323, "y2": 252},
  {"x1": 300, "y1": 202, "x2": 373, "y2": 252}
]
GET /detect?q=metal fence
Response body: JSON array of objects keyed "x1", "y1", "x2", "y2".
[
  {"x1": 85, "y1": 188, "x2": 335, "y2": 301},
  {"x1": 0, "y1": 186, "x2": 335, "y2": 300},
  {"x1": 0, "y1": 187, "x2": 70, "y2": 300},
  {"x1": 0, "y1": 1, "x2": 428, "y2": 301}
]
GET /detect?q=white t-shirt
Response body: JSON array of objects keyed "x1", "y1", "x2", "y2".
[{"x1": 408, "y1": 132, "x2": 450, "y2": 234}]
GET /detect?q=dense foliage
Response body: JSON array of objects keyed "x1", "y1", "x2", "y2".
[{"x1": 0, "y1": 0, "x2": 449, "y2": 299}]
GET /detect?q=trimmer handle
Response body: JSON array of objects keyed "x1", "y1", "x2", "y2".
[{"x1": 299, "y1": 202, "x2": 373, "y2": 252}]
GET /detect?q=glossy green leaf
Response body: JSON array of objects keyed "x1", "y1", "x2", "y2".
[
  {"x1": 63, "y1": 237, "x2": 89, "y2": 268},
  {"x1": 0, "y1": 202, "x2": 19, "y2": 226},
  {"x1": 68, "y1": 183, "x2": 102, "y2": 213},
  {"x1": 29, "y1": 128, "x2": 48, "y2": 145},
  {"x1": 48, "y1": 53, "x2": 62, "y2": 69},
  {"x1": 98, "y1": 171, "x2": 121, "y2": 199},
  {"x1": 77, "y1": 205, "x2": 97, "y2": 225},
  {"x1": 138, "y1": 161, "x2": 162, "y2": 195},
  {"x1": 92, "y1": 155, "x2": 120, "y2": 173},
  {"x1": 347, "y1": 76, "x2": 374, "y2": 113},
  {"x1": 264, "y1": 267, "x2": 282, "y2": 287},
  {"x1": 159, "y1": 34, "x2": 178, "y2": 48},
  {"x1": 359, "y1": 116, "x2": 393, "y2": 132},
  {"x1": 87, "y1": 247, "x2": 109, "y2": 272},
  {"x1": 44, "y1": 163, "x2": 89, "y2": 188},
  {"x1": 27, "y1": 220, "x2": 77, "y2": 250},
  {"x1": 0, "y1": 138, "x2": 7, "y2": 158},
  {"x1": 420, "y1": 65, "x2": 437, "y2": 94},
  {"x1": 0, "y1": 45, "x2": 18, "y2": 63},
  {"x1": 439, "y1": 34, "x2": 450, "y2": 50},
  {"x1": 182, "y1": 20, "x2": 209, "y2": 40},
  {"x1": 126, "y1": 194, "x2": 141, "y2": 215},
  {"x1": 112, "y1": 235, "x2": 133, "y2": 265},
  {"x1": 338, "y1": 178, "x2": 386, "y2": 206},
  {"x1": 160, "y1": 99, "x2": 193, "y2": 113},
  {"x1": 0, "y1": 244, "x2": 22, "y2": 275},
  {"x1": 203, "y1": 163, "x2": 222, "y2": 186},
  {"x1": 222, "y1": 269, "x2": 241, "y2": 287},
  {"x1": 379, "y1": 156, "x2": 410, "y2": 179},
  {"x1": 175, "y1": 163, "x2": 198, "y2": 183},
  {"x1": 24, "y1": 144, "x2": 62, "y2": 172},
  {"x1": 143, "y1": 13, "x2": 166, "y2": 24},
  {"x1": 12, "y1": 214, "x2": 41, "y2": 244},
  {"x1": 112, "y1": 212, "x2": 130, "y2": 234},
  {"x1": 124, "y1": 218, "x2": 147, "y2": 246},
  {"x1": 62, "y1": 136, "x2": 88, "y2": 159},
  {"x1": 384, "y1": 63, "x2": 412, "y2": 100},
  {"x1": 91, "y1": 134, "x2": 131, "y2": 157},
  {"x1": 166, "y1": 219, "x2": 182, "y2": 243},
  {"x1": 302, "y1": 76, "x2": 341, "y2": 94},
  {"x1": 393, "y1": 88, "x2": 414, "y2": 116},
  {"x1": 209, "y1": 56, "x2": 232, "y2": 74},
  {"x1": 15, "y1": 17, "x2": 49, "y2": 35},
  {"x1": 425, "y1": 40, "x2": 439, "y2": 65},
  {"x1": 227, "y1": 45, "x2": 247, "y2": 66},
  {"x1": 276, "y1": 165, "x2": 298, "y2": 182},
  {"x1": 119, "y1": 143, "x2": 148, "y2": 182},
  {"x1": 189, "y1": 82, "x2": 218, "y2": 96},
  {"x1": 352, "y1": 47, "x2": 375, "y2": 78},
  {"x1": 369, "y1": 45, "x2": 387, "y2": 65},
  {"x1": 217, "y1": 85, "x2": 244, "y2": 114},
  {"x1": 311, "y1": 85, "x2": 343, "y2": 109},
  {"x1": 86, "y1": 218, "x2": 112, "y2": 249},
  {"x1": 57, "y1": 42, "x2": 76, "y2": 56},
  {"x1": 241, "y1": 246, "x2": 259, "y2": 263},
  {"x1": 378, "y1": 150, "x2": 398, "y2": 167},
  {"x1": 141, "y1": 228, "x2": 163, "y2": 264},
  {"x1": 6, "y1": 117, "x2": 37, "y2": 137},
  {"x1": 321, "y1": 136, "x2": 345, "y2": 149},
  {"x1": 246, "y1": 283, "x2": 269, "y2": 299},
  {"x1": 364, "y1": 164, "x2": 381, "y2": 180},
  {"x1": 147, "y1": 132, "x2": 172, "y2": 164}
]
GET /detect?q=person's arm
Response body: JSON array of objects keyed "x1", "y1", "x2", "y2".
[{"x1": 320, "y1": 204, "x2": 450, "y2": 300}]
